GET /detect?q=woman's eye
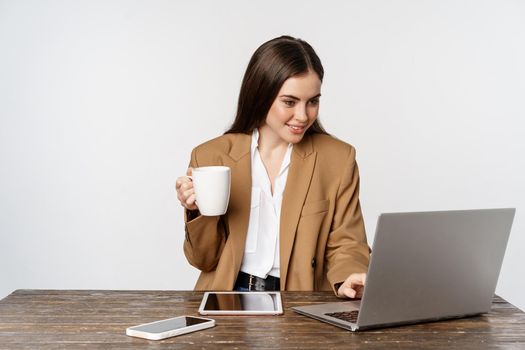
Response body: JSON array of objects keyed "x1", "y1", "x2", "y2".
[
  {"x1": 309, "y1": 99, "x2": 319, "y2": 106},
  {"x1": 283, "y1": 100, "x2": 296, "y2": 107}
]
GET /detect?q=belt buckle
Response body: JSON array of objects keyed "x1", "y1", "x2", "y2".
[{"x1": 248, "y1": 274, "x2": 254, "y2": 291}]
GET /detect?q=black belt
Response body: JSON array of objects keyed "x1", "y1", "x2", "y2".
[{"x1": 235, "y1": 271, "x2": 280, "y2": 291}]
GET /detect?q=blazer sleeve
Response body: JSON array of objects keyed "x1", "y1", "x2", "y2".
[
  {"x1": 182, "y1": 148, "x2": 228, "y2": 272},
  {"x1": 324, "y1": 145, "x2": 370, "y2": 293}
]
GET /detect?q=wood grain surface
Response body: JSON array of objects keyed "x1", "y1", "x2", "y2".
[{"x1": 1, "y1": 290, "x2": 524, "y2": 349}]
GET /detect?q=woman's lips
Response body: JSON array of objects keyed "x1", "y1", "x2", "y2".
[{"x1": 286, "y1": 124, "x2": 306, "y2": 134}]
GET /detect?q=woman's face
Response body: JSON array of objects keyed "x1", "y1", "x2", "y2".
[{"x1": 260, "y1": 70, "x2": 322, "y2": 145}]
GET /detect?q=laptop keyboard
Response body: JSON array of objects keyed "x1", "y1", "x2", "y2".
[{"x1": 324, "y1": 310, "x2": 359, "y2": 323}]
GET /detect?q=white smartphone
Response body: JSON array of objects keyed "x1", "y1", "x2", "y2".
[{"x1": 126, "y1": 315, "x2": 215, "y2": 340}]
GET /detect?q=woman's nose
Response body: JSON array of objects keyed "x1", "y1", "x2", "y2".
[{"x1": 294, "y1": 104, "x2": 308, "y2": 122}]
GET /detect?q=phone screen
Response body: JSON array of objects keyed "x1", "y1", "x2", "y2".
[{"x1": 130, "y1": 316, "x2": 210, "y2": 334}]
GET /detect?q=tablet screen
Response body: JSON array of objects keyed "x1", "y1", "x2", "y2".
[{"x1": 200, "y1": 292, "x2": 282, "y2": 314}]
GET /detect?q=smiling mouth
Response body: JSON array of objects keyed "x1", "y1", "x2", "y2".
[{"x1": 286, "y1": 124, "x2": 306, "y2": 131}]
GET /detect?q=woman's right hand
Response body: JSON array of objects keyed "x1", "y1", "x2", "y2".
[{"x1": 175, "y1": 168, "x2": 198, "y2": 211}]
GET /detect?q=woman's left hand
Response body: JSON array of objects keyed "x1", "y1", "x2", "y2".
[{"x1": 337, "y1": 273, "x2": 366, "y2": 299}]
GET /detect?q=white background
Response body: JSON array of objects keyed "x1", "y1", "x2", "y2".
[{"x1": 1, "y1": 1, "x2": 524, "y2": 309}]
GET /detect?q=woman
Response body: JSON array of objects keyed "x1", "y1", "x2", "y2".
[{"x1": 176, "y1": 36, "x2": 370, "y2": 299}]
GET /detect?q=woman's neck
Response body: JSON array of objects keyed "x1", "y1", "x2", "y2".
[
  {"x1": 255, "y1": 126, "x2": 290, "y2": 195},
  {"x1": 256, "y1": 126, "x2": 289, "y2": 155}
]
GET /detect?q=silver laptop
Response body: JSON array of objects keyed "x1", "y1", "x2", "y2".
[{"x1": 292, "y1": 208, "x2": 515, "y2": 331}]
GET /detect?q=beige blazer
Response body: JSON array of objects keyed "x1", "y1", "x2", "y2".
[{"x1": 183, "y1": 132, "x2": 370, "y2": 293}]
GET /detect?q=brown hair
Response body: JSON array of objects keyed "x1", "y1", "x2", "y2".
[{"x1": 225, "y1": 35, "x2": 328, "y2": 135}]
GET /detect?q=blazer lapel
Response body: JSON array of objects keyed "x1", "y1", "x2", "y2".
[
  {"x1": 221, "y1": 133, "x2": 252, "y2": 287},
  {"x1": 279, "y1": 135, "x2": 316, "y2": 289}
]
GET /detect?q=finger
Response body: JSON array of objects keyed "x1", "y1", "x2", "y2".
[
  {"x1": 185, "y1": 195, "x2": 198, "y2": 210},
  {"x1": 183, "y1": 188, "x2": 194, "y2": 198},
  {"x1": 352, "y1": 284, "x2": 364, "y2": 298},
  {"x1": 176, "y1": 186, "x2": 185, "y2": 199},
  {"x1": 176, "y1": 183, "x2": 189, "y2": 197},
  {"x1": 178, "y1": 193, "x2": 194, "y2": 209},
  {"x1": 358, "y1": 272, "x2": 366, "y2": 284},
  {"x1": 186, "y1": 193, "x2": 196, "y2": 206},
  {"x1": 350, "y1": 273, "x2": 366, "y2": 288},
  {"x1": 350, "y1": 280, "x2": 365, "y2": 289},
  {"x1": 340, "y1": 286, "x2": 356, "y2": 299},
  {"x1": 179, "y1": 181, "x2": 193, "y2": 191},
  {"x1": 178, "y1": 195, "x2": 189, "y2": 208},
  {"x1": 186, "y1": 167, "x2": 193, "y2": 176},
  {"x1": 176, "y1": 176, "x2": 191, "y2": 189},
  {"x1": 337, "y1": 283, "x2": 355, "y2": 298},
  {"x1": 177, "y1": 186, "x2": 191, "y2": 203}
]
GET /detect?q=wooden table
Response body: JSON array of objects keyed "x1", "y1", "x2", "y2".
[{"x1": 1, "y1": 290, "x2": 524, "y2": 349}]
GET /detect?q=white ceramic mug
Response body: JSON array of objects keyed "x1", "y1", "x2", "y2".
[{"x1": 191, "y1": 166, "x2": 231, "y2": 216}]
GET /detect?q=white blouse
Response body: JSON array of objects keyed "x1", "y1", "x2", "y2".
[{"x1": 239, "y1": 129, "x2": 292, "y2": 279}]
